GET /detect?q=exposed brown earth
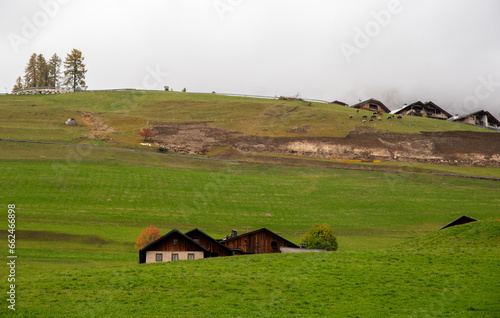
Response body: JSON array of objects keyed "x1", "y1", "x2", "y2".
[
  {"x1": 152, "y1": 122, "x2": 500, "y2": 167},
  {"x1": 78, "y1": 111, "x2": 115, "y2": 140}
]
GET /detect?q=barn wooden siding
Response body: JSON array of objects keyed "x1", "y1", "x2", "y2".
[
  {"x1": 224, "y1": 228, "x2": 299, "y2": 254},
  {"x1": 185, "y1": 229, "x2": 233, "y2": 257}
]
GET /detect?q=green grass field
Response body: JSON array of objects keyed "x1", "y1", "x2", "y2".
[
  {"x1": 0, "y1": 92, "x2": 498, "y2": 317},
  {"x1": 0, "y1": 91, "x2": 489, "y2": 145}
]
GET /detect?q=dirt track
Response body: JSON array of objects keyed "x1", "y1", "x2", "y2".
[{"x1": 153, "y1": 122, "x2": 500, "y2": 167}]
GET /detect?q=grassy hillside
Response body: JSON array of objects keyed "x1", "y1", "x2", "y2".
[
  {"x1": 6, "y1": 220, "x2": 499, "y2": 317},
  {"x1": 0, "y1": 91, "x2": 498, "y2": 316},
  {"x1": 393, "y1": 218, "x2": 500, "y2": 253},
  {"x1": 2, "y1": 148, "x2": 499, "y2": 253},
  {"x1": 0, "y1": 91, "x2": 490, "y2": 146}
]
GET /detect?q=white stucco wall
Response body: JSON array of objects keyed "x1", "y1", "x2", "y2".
[{"x1": 145, "y1": 251, "x2": 204, "y2": 263}]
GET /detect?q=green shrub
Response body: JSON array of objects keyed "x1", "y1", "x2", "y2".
[{"x1": 301, "y1": 224, "x2": 338, "y2": 251}]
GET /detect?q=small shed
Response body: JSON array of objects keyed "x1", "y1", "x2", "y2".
[
  {"x1": 331, "y1": 100, "x2": 349, "y2": 107},
  {"x1": 139, "y1": 229, "x2": 210, "y2": 264},
  {"x1": 440, "y1": 215, "x2": 478, "y2": 230},
  {"x1": 65, "y1": 118, "x2": 78, "y2": 126},
  {"x1": 223, "y1": 228, "x2": 299, "y2": 254},
  {"x1": 350, "y1": 98, "x2": 391, "y2": 113}
]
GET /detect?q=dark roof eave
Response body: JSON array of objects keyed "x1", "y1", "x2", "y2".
[{"x1": 140, "y1": 229, "x2": 210, "y2": 253}]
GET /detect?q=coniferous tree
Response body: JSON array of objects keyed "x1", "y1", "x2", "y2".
[
  {"x1": 48, "y1": 53, "x2": 62, "y2": 88},
  {"x1": 12, "y1": 76, "x2": 24, "y2": 92},
  {"x1": 24, "y1": 53, "x2": 38, "y2": 88},
  {"x1": 36, "y1": 54, "x2": 49, "y2": 87},
  {"x1": 63, "y1": 49, "x2": 87, "y2": 92}
]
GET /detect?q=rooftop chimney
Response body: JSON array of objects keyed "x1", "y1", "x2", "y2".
[{"x1": 231, "y1": 229, "x2": 237, "y2": 238}]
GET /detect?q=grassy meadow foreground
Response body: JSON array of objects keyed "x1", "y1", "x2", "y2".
[{"x1": 0, "y1": 92, "x2": 498, "y2": 317}]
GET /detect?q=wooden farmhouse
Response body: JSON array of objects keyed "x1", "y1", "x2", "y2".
[
  {"x1": 139, "y1": 228, "x2": 299, "y2": 263},
  {"x1": 350, "y1": 98, "x2": 391, "y2": 113},
  {"x1": 139, "y1": 229, "x2": 210, "y2": 264},
  {"x1": 448, "y1": 110, "x2": 500, "y2": 129},
  {"x1": 185, "y1": 228, "x2": 233, "y2": 257},
  {"x1": 223, "y1": 228, "x2": 299, "y2": 255},
  {"x1": 391, "y1": 101, "x2": 452, "y2": 120}
]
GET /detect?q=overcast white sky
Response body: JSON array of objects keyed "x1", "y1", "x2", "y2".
[{"x1": 1, "y1": 0, "x2": 499, "y2": 117}]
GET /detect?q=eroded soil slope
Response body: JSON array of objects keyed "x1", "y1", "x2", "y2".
[{"x1": 153, "y1": 122, "x2": 500, "y2": 167}]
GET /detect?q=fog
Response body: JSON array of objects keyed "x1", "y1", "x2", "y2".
[{"x1": 1, "y1": 0, "x2": 499, "y2": 117}]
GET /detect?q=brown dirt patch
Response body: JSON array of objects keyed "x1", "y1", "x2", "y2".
[
  {"x1": 78, "y1": 111, "x2": 115, "y2": 140},
  {"x1": 152, "y1": 122, "x2": 500, "y2": 167}
]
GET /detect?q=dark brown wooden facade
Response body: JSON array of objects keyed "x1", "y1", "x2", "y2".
[
  {"x1": 185, "y1": 228, "x2": 233, "y2": 257},
  {"x1": 393, "y1": 101, "x2": 452, "y2": 120},
  {"x1": 224, "y1": 228, "x2": 299, "y2": 254},
  {"x1": 350, "y1": 98, "x2": 391, "y2": 113},
  {"x1": 139, "y1": 229, "x2": 209, "y2": 263}
]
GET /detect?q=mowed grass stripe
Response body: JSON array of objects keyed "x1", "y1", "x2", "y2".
[{"x1": 2, "y1": 158, "x2": 498, "y2": 250}]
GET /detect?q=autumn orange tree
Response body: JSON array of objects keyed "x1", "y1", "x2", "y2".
[
  {"x1": 138, "y1": 127, "x2": 155, "y2": 142},
  {"x1": 135, "y1": 225, "x2": 162, "y2": 250}
]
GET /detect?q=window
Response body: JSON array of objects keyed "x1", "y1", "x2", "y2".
[
  {"x1": 271, "y1": 241, "x2": 278, "y2": 249},
  {"x1": 244, "y1": 240, "x2": 247, "y2": 246},
  {"x1": 193, "y1": 239, "x2": 199, "y2": 244},
  {"x1": 156, "y1": 253, "x2": 163, "y2": 262},
  {"x1": 173, "y1": 239, "x2": 178, "y2": 246},
  {"x1": 172, "y1": 253, "x2": 179, "y2": 261},
  {"x1": 188, "y1": 253, "x2": 195, "y2": 260}
]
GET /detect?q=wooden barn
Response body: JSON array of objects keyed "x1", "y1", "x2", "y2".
[
  {"x1": 392, "y1": 101, "x2": 452, "y2": 120},
  {"x1": 223, "y1": 228, "x2": 299, "y2": 254},
  {"x1": 350, "y1": 98, "x2": 391, "y2": 113},
  {"x1": 139, "y1": 229, "x2": 210, "y2": 264},
  {"x1": 448, "y1": 110, "x2": 500, "y2": 129},
  {"x1": 185, "y1": 228, "x2": 234, "y2": 257},
  {"x1": 440, "y1": 215, "x2": 478, "y2": 230},
  {"x1": 331, "y1": 100, "x2": 349, "y2": 107}
]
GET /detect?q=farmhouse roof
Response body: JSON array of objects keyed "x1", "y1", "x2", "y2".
[
  {"x1": 350, "y1": 98, "x2": 391, "y2": 113},
  {"x1": 139, "y1": 229, "x2": 210, "y2": 253},
  {"x1": 439, "y1": 215, "x2": 478, "y2": 230},
  {"x1": 225, "y1": 228, "x2": 299, "y2": 248},
  {"x1": 184, "y1": 228, "x2": 233, "y2": 254},
  {"x1": 391, "y1": 101, "x2": 452, "y2": 118},
  {"x1": 448, "y1": 110, "x2": 500, "y2": 126},
  {"x1": 331, "y1": 100, "x2": 349, "y2": 106}
]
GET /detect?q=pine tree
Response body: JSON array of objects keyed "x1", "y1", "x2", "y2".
[
  {"x1": 24, "y1": 53, "x2": 38, "y2": 88},
  {"x1": 48, "y1": 53, "x2": 62, "y2": 88},
  {"x1": 36, "y1": 54, "x2": 49, "y2": 87},
  {"x1": 63, "y1": 49, "x2": 87, "y2": 92},
  {"x1": 12, "y1": 76, "x2": 24, "y2": 92}
]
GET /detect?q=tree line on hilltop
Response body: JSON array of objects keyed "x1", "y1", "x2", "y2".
[{"x1": 13, "y1": 49, "x2": 87, "y2": 93}]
